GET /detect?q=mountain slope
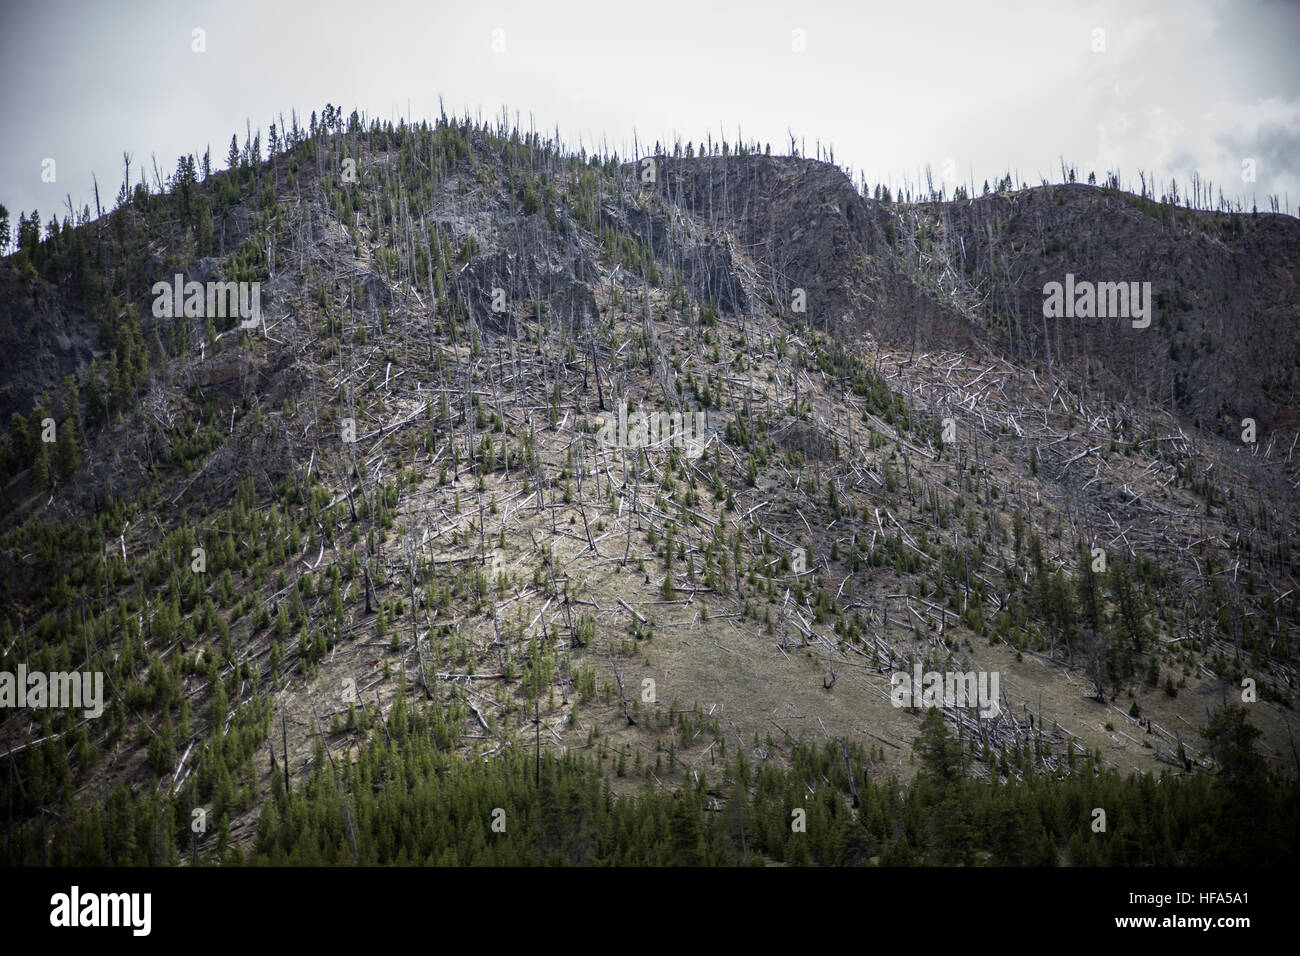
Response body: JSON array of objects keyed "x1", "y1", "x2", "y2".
[{"x1": 1, "y1": 111, "x2": 1297, "y2": 864}]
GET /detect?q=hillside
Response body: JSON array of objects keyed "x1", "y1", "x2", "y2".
[{"x1": 1, "y1": 109, "x2": 1298, "y2": 866}]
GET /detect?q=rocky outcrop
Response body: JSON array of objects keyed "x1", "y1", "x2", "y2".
[
  {"x1": 937, "y1": 184, "x2": 1300, "y2": 436},
  {"x1": 652, "y1": 156, "x2": 981, "y2": 352}
]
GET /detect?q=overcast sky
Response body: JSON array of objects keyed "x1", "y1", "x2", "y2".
[{"x1": 2, "y1": 0, "x2": 1298, "y2": 239}]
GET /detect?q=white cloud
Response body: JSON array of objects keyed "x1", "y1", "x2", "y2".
[{"x1": 1, "y1": 0, "x2": 1296, "y2": 238}]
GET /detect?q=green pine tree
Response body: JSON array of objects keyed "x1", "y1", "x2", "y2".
[
  {"x1": 55, "y1": 416, "x2": 81, "y2": 478},
  {"x1": 32, "y1": 437, "x2": 50, "y2": 487},
  {"x1": 668, "y1": 795, "x2": 704, "y2": 865}
]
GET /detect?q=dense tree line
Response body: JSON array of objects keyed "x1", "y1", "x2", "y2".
[{"x1": 7, "y1": 698, "x2": 1292, "y2": 866}]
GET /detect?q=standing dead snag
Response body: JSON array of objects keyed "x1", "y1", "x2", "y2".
[
  {"x1": 408, "y1": 550, "x2": 430, "y2": 696},
  {"x1": 823, "y1": 641, "x2": 837, "y2": 690},
  {"x1": 533, "y1": 699, "x2": 541, "y2": 785},
  {"x1": 840, "y1": 736, "x2": 859, "y2": 808},
  {"x1": 607, "y1": 641, "x2": 637, "y2": 726},
  {"x1": 281, "y1": 712, "x2": 291, "y2": 792},
  {"x1": 362, "y1": 565, "x2": 377, "y2": 616}
]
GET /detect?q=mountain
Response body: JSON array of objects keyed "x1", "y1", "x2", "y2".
[{"x1": 1, "y1": 110, "x2": 1297, "y2": 866}]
